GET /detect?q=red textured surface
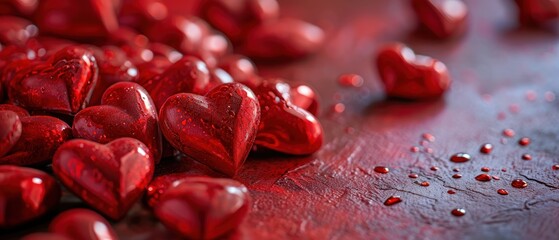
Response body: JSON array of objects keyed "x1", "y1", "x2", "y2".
[{"x1": 3, "y1": 0, "x2": 559, "y2": 239}]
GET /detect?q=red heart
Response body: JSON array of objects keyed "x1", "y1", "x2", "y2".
[
  {"x1": 8, "y1": 46, "x2": 99, "y2": 115},
  {"x1": 0, "y1": 0, "x2": 38, "y2": 16},
  {"x1": 0, "y1": 115, "x2": 72, "y2": 166},
  {"x1": 513, "y1": 0, "x2": 559, "y2": 25},
  {"x1": 376, "y1": 43, "x2": 451, "y2": 100},
  {"x1": 159, "y1": 83, "x2": 260, "y2": 176},
  {"x1": 205, "y1": 68, "x2": 234, "y2": 94},
  {"x1": 289, "y1": 83, "x2": 319, "y2": 116},
  {"x1": 0, "y1": 165, "x2": 61, "y2": 228},
  {"x1": 154, "y1": 177, "x2": 250, "y2": 239},
  {"x1": 49, "y1": 208, "x2": 118, "y2": 240},
  {"x1": 217, "y1": 54, "x2": 261, "y2": 89},
  {"x1": 411, "y1": 0, "x2": 468, "y2": 39},
  {"x1": 0, "y1": 104, "x2": 30, "y2": 119},
  {"x1": 73, "y1": 82, "x2": 163, "y2": 162},
  {"x1": 254, "y1": 81, "x2": 323, "y2": 155},
  {"x1": 143, "y1": 56, "x2": 210, "y2": 110},
  {"x1": 53, "y1": 138, "x2": 155, "y2": 220},
  {"x1": 0, "y1": 111, "x2": 22, "y2": 157}
]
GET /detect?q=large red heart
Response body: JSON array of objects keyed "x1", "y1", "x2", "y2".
[
  {"x1": 376, "y1": 43, "x2": 451, "y2": 100},
  {"x1": 73, "y1": 82, "x2": 163, "y2": 162},
  {"x1": 411, "y1": 0, "x2": 468, "y2": 39},
  {"x1": 49, "y1": 208, "x2": 118, "y2": 240},
  {"x1": 8, "y1": 46, "x2": 99, "y2": 115},
  {"x1": 254, "y1": 81, "x2": 323, "y2": 155},
  {"x1": 0, "y1": 165, "x2": 61, "y2": 228},
  {"x1": 143, "y1": 56, "x2": 210, "y2": 110},
  {"x1": 0, "y1": 115, "x2": 72, "y2": 166},
  {"x1": 513, "y1": 0, "x2": 559, "y2": 25},
  {"x1": 154, "y1": 177, "x2": 250, "y2": 239},
  {"x1": 0, "y1": 111, "x2": 22, "y2": 157},
  {"x1": 159, "y1": 83, "x2": 260, "y2": 176},
  {"x1": 53, "y1": 138, "x2": 154, "y2": 220}
]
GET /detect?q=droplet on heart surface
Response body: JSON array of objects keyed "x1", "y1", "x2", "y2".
[
  {"x1": 521, "y1": 154, "x2": 532, "y2": 161},
  {"x1": 450, "y1": 153, "x2": 471, "y2": 163},
  {"x1": 480, "y1": 143, "x2": 493, "y2": 154},
  {"x1": 337, "y1": 74, "x2": 364, "y2": 88},
  {"x1": 451, "y1": 208, "x2": 466, "y2": 217},
  {"x1": 503, "y1": 129, "x2": 515, "y2": 137},
  {"x1": 511, "y1": 179, "x2": 527, "y2": 188},
  {"x1": 481, "y1": 167, "x2": 490, "y2": 172},
  {"x1": 418, "y1": 181, "x2": 430, "y2": 187},
  {"x1": 497, "y1": 189, "x2": 508, "y2": 195},
  {"x1": 447, "y1": 189, "x2": 456, "y2": 194},
  {"x1": 374, "y1": 166, "x2": 389, "y2": 174},
  {"x1": 552, "y1": 164, "x2": 559, "y2": 170},
  {"x1": 384, "y1": 196, "x2": 402, "y2": 206},
  {"x1": 492, "y1": 175, "x2": 500, "y2": 180},
  {"x1": 408, "y1": 173, "x2": 419, "y2": 178},
  {"x1": 475, "y1": 174, "x2": 491, "y2": 182},
  {"x1": 430, "y1": 166, "x2": 439, "y2": 171},
  {"x1": 518, "y1": 137, "x2": 530, "y2": 146},
  {"x1": 452, "y1": 174, "x2": 462, "y2": 179}
]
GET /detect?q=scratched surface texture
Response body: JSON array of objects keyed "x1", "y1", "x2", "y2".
[{"x1": 4, "y1": 0, "x2": 559, "y2": 239}]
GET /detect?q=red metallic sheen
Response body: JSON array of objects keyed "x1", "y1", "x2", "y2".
[
  {"x1": 73, "y1": 82, "x2": 163, "y2": 162},
  {"x1": 52, "y1": 138, "x2": 154, "y2": 220},
  {"x1": 0, "y1": 111, "x2": 22, "y2": 157},
  {"x1": 49, "y1": 208, "x2": 118, "y2": 240},
  {"x1": 254, "y1": 81, "x2": 323, "y2": 155},
  {"x1": 411, "y1": 0, "x2": 468, "y2": 39},
  {"x1": 154, "y1": 177, "x2": 250, "y2": 239},
  {"x1": 159, "y1": 83, "x2": 260, "y2": 176},
  {"x1": 8, "y1": 46, "x2": 99, "y2": 115},
  {"x1": 205, "y1": 68, "x2": 234, "y2": 94},
  {"x1": 376, "y1": 43, "x2": 451, "y2": 100},
  {"x1": 513, "y1": 0, "x2": 559, "y2": 25},
  {"x1": 0, "y1": 165, "x2": 61, "y2": 228}
]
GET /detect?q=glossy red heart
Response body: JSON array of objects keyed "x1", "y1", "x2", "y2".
[
  {"x1": 154, "y1": 177, "x2": 250, "y2": 239},
  {"x1": 205, "y1": 68, "x2": 234, "y2": 94},
  {"x1": 289, "y1": 83, "x2": 319, "y2": 116},
  {"x1": 0, "y1": 115, "x2": 72, "y2": 166},
  {"x1": 73, "y1": 82, "x2": 163, "y2": 162},
  {"x1": 0, "y1": 0, "x2": 38, "y2": 16},
  {"x1": 411, "y1": 0, "x2": 468, "y2": 39},
  {"x1": 217, "y1": 54, "x2": 260, "y2": 89},
  {"x1": 0, "y1": 111, "x2": 22, "y2": 157},
  {"x1": 0, "y1": 104, "x2": 30, "y2": 119},
  {"x1": 33, "y1": 0, "x2": 118, "y2": 39},
  {"x1": 49, "y1": 208, "x2": 118, "y2": 240},
  {"x1": 8, "y1": 46, "x2": 99, "y2": 115},
  {"x1": 513, "y1": 0, "x2": 559, "y2": 25},
  {"x1": 53, "y1": 138, "x2": 154, "y2": 220},
  {"x1": 0, "y1": 16, "x2": 38, "y2": 46},
  {"x1": 143, "y1": 56, "x2": 210, "y2": 110},
  {"x1": 241, "y1": 18, "x2": 325, "y2": 60},
  {"x1": 0, "y1": 165, "x2": 61, "y2": 228},
  {"x1": 143, "y1": 16, "x2": 210, "y2": 54},
  {"x1": 145, "y1": 173, "x2": 204, "y2": 208},
  {"x1": 254, "y1": 81, "x2": 323, "y2": 155},
  {"x1": 376, "y1": 43, "x2": 451, "y2": 100},
  {"x1": 200, "y1": 0, "x2": 279, "y2": 43},
  {"x1": 159, "y1": 83, "x2": 260, "y2": 176}
]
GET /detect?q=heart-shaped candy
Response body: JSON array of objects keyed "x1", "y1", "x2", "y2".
[
  {"x1": 289, "y1": 83, "x2": 319, "y2": 116},
  {"x1": 513, "y1": 0, "x2": 559, "y2": 25},
  {"x1": 159, "y1": 83, "x2": 260, "y2": 176},
  {"x1": 154, "y1": 177, "x2": 250, "y2": 239},
  {"x1": 0, "y1": 115, "x2": 72, "y2": 166},
  {"x1": 376, "y1": 43, "x2": 451, "y2": 100},
  {"x1": 411, "y1": 0, "x2": 468, "y2": 39},
  {"x1": 143, "y1": 56, "x2": 210, "y2": 110},
  {"x1": 254, "y1": 81, "x2": 323, "y2": 155},
  {"x1": 73, "y1": 82, "x2": 163, "y2": 162},
  {"x1": 217, "y1": 54, "x2": 260, "y2": 89},
  {"x1": 0, "y1": 111, "x2": 22, "y2": 157},
  {"x1": 52, "y1": 138, "x2": 154, "y2": 219},
  {"x1": 8, "y1": 46, "x2": 99, "y2": 115},
  {"x1": 0, "y1": 165, "x2": 61, "y2": 228},
  {"x1": 49, "y1": 208, "x2": 118, "y2": 240}
]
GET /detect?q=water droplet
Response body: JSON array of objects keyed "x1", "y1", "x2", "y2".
[
  {"x1": 422, "y1": 133, "x2": 435, "y2": 142},
  {"x1": 497, "y1": 112, "x2": 506, "y2": 121},
  {"x1": 509, "y1": 104, "x2": 520, "y2": 114},
  {"x1": 447, "y1": 189, "x2": 456, "y2": 194},
  {"x1": 408, "y1": 173, "x2": 418, "y2": 178},
  {"x1": 410, "y1": 146, "x2": 419, "y2": 153},
  {"x1": 430, "y1": 166, "x2": 439, "y2": 171},
  {"x1": 544, "y1": 91, "x2": 555, "y2": 102},
  {"x1": 424, "y1": 148, "x2": 434, "y2": 153},
  {"x1": 525, "y1": 90, "x2": 537, "y2": 101},
  {"x1": 332, "y1": 103, "x2": 345, "y2": 113},
  {"x1": 181, "y1": 120, "x2": 186, "y2": 126},
  {"x1": 503, "y1": 129, "x2": 515, "y2": 137},
  {"x1": 497, "y1": 189, "x2": 508, "y2": 195},
  {"x1": 453, "y1": 168, "x2": 460, "y2": 172},
  {"x1": 374, "y1": 166, "x2": 389, "y2": 174},
  {"x1": 481, "y1": 167, "x2": 490, "y2": 172},
  {"x1": 518, "y1": 137, "x2": 530, "y2": 146},
  {"x1": 480, "y1": 143, "x2": 493, "y2": 154},
  {"x1": 521, "y1": 154, "x2": 532, "y2": 161},
  {"x1": 511, "y1": 179, "x2": 527, "y2": 188},
  {"x1": 501, "y1": 168, "x2": 507, "y2": 172},
  {"x1": 337, "y1": 73, "x2": 364, "y2": 88},
  {"x1": 419, "y1": 181, "x2": 430, "y2": 187},
  {"x1": 450, "y1": 153, "x2": 471, "y2": 163},
  {"x1": 492, "y1": 175, "x2": 500, "y2": 180},
  {"x1": 475, "y1": 174, "x2": 491, "y2": 182},
  {"x1": 552, "y1": 164, "x2": 559, "y2": 170},
  {"x1": 383, "y1": 196, "x2": 402, "y2": 206},
  {"x1": 451, "y1": 208, "x2": 466, "y2": 217}
]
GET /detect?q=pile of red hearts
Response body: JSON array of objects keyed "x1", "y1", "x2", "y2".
[{"x1": 0, "y1": 0, "x2": 325, "y2": 238}]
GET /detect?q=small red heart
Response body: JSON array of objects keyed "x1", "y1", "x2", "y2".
[
  {"x1": 159, "y1": 83, "x2": 260, "y2": 176},
  {"x1": 411, "y1": 0, "x2": 468, "y2": 39},
  {"x1": 49, "y1": 208, "x2": 118, "y2": 240},
  {"x1": 154, "y1": 177, "x2": 250, "y2": 239},
  {"x1": 143, "y1": 56, "x2": 210, "y2": 110},
  {"x1": 143, "y1": 16, "x2": 210, "y2": 55},
  {"x1": 73, "y1": 82, "x2": 163, "y2": 162},
  {"x1": 52, "y1": 138, "x2": 155, "y2": 219},
  {"x1": 0, "y1": 115, "x2": 72, "y2": 166},
  {"x1": 254, "y1": 81, "x2": 323, "y2": 155},
  {"x1": 0, "y1": 165, "x2": 61, "y2": 228},
  {"x1": 513, "y1": 0, "x2": 559, "y2": 25},
  {"x1": 376, "y1": 43, "x2": 451, "y2": 100},
  {"x1": 8, "y1": 46, "x2": 99, "y2": 115},
  {"x1": 0, "y1": 111, "x2": 22, "y2": 157}
]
